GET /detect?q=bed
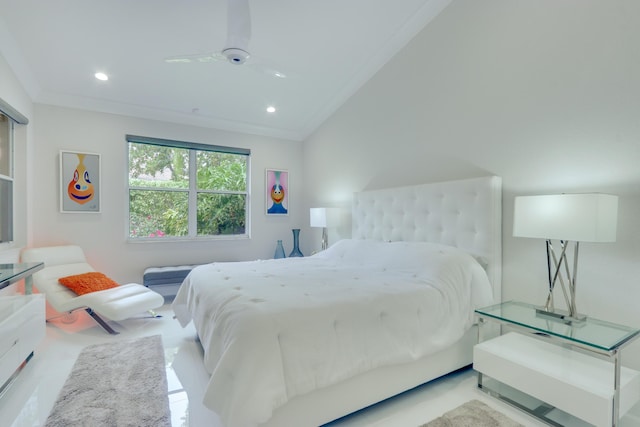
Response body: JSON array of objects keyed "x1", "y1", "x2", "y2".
[{"x1": 172, "y1": 175, "x2": 502, "y2": 427}]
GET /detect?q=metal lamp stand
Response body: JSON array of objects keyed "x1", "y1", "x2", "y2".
[
  {"x1": 536, "y1": 239, "x2": 586, "y2": 323},
  {"x1": 320, "y1": 227, "x2": 328, "y2": 251}
]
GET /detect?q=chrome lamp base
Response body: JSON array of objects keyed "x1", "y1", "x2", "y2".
[
  {"x1": 539, "y1": 239, "x2": 587, "y2": 324},
  {"x1": 535, "y1": 306, "x2": 586, "y2": 323},
  {"x1": 320, "y1": 227, "x2": 328, "y2": 251}
]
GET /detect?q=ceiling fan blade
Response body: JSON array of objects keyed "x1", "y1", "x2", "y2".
[
  {"x1": 225, "y1": 0, "x2": 251, "y2": 51},
  {"x1": 164, "y1": 52, "x2": 226, "y2": 63},
  {"x1": 166, "y1": 0, "x2": 287, "y2": 78}
]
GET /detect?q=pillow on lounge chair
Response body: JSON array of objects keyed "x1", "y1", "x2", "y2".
[{"x1": 58, "y1": 272, "x2": 119, "y2": 295}]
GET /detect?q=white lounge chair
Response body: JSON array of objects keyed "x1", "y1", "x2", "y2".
[{"x1": 21, "y1": 245, "x2": 164, "y2": 334}]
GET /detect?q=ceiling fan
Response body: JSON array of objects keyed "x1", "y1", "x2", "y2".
[{"x1": 165, "y1": 0, "x2": 287, "y2": 78}]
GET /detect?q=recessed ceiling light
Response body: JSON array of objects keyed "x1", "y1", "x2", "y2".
[
  {"x1": 94, "y1": 72, "x2": 109, "y2": 81},
  {"x1": 266, "y1": 106, "x2": 276, "y2": 113}
]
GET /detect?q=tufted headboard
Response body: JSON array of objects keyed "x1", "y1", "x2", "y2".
[{"x1": 352, "y1": 176, "x2": 502, "y2": 302}]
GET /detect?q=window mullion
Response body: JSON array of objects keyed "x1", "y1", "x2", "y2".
[
  {"x1": 196, "y1": 189, "x2": 246, "y2": 196},
  {"x1": 188, "y1": 150, "x2": 197, "y2": 237},
  {"x1": 129, "y1": 186, "x2": 188, "y2": 192}
]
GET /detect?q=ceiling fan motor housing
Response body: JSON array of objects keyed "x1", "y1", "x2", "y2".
[{"x1": 223, "y1": 48, "x2": 250, "y2": 64}]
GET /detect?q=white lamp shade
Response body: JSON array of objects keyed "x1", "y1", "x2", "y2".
[
  {"x1": 513, "y1": 193, "x2": 618, "y2": 242},
  {"x1": 310, "y1": 208, "x2": 327, "y2": 228}
]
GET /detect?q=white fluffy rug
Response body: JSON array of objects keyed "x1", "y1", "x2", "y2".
[
  {"x1": 421, "y1": 399, "x2": 524, "y2": 427},
  {"x1": 44, "y1": 335, "x2": 171, "y2": 427}
]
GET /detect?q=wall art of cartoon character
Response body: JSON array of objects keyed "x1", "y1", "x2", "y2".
[
  {"x1": 267, "y1": 170, "x2": 288, "y2": 214},
  {"x1": 67, "y1": 153, "x2": 95, "y2": 205}
]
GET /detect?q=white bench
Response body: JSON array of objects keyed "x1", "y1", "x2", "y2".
[{"x1": 143, "y1": 265, "x2": 200, "y2": 299}]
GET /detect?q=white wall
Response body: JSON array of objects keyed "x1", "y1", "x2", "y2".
[
  {"x1": 30, "y1": 104, "x2": 305, "y2": 284},
  {"x1": 303, "y1": 0, "x2": 640, "y2": 368}
]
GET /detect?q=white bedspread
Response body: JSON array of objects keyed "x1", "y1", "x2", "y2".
[{"x1": 172, "y1": 239, "x2": 493, "y2": 427}]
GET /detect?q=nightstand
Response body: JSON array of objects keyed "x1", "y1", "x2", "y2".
[
  {"x1": 474, "y1": 301, "x2": 640, "y2": 427},
  {"x1": 0, "y1": 263, "x2": 46, "y2": 399},
  {"x1": 0, "y1": 295, "x2": 46, "y2": 399}
]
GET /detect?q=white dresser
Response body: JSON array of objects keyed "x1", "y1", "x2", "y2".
[{"x1": 0, "y1": 295, "x2": 46, "y2": 396}]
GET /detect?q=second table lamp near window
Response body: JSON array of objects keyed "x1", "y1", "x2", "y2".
[{"x1": 310, "y1": 208, "x2": 339, "y2": 251}]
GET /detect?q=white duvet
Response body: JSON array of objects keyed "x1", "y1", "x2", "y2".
[{"x1": 172, "y1": 239, "x2": 493, "y2": 427}]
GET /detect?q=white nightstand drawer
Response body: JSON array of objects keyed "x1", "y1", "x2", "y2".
[
  {"x1": 0, "y1": 295, "x2": 46, "y2": 394},
  {"x1": 474, "y1": 332, "x2": 640, "y2": 426}
]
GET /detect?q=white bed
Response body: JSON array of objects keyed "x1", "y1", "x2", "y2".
[{"x1": 172, "y1": 175, "x2": 502, "y2": 427}]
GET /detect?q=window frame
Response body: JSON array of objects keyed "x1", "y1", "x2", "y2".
[
  {"x1": 0, "y1": 113, "x2": 14, "y2": 243},
  {"x1": 0, "y1": 96, "x2": 27, "y2": 245},
  {"x1": 126, "y1": 135, "x2": 251, "y2": 242}
]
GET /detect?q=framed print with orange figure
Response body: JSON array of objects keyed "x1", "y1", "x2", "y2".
[
  {"x1": 60, "y1": 150, "x2": 101, "y2": 213},
  {"x1": 265, "y1": 169, "x2": 288, "y2": 215}
]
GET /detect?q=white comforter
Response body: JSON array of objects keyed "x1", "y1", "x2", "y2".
[{"x1": 172, "y1": 239, "x2": 493, "y2": 427}]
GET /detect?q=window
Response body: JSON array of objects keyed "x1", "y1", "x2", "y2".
[
  {"x1": 0, "y1": 113, "x2": 12, "y2": 177},
  {"x1": 126, "y1": 135, "x2": 250, "y2": 240},
  {"x1": 0, "y1": 113, "x2": 13, "y2": 243},
  {"x1": 0, "y1": 96, "x2": 27, "y2": 244}
]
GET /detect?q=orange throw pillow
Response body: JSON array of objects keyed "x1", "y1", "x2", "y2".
[{"x1": 58, "y1": 272, "x2": 119, "y2": 295}]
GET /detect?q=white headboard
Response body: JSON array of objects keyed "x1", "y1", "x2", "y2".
[{"x1": 352, "y1": 176, "x2": 502, "y2": 302}]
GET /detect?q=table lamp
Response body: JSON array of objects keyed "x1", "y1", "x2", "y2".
[
  {"x1": 310, "y1": 208, "x2": 329, "y2": 250},
  {"x1": 513, "y1": 193, "x2": 618, "y2": 321}
]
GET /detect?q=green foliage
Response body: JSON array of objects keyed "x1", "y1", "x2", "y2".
[
  {"x1": 197, "y1": 152, "x2": 247, "y2": 191},
  {"x1": 129, "y1": 144, "x2": 189, "y2": 182},
  {"x1": 128, "y1": 143, "x2": 247, "y2": 239},
  {"x1": 197, "y1": 194, "x2": 246, "y2": 235},
  {"x1": 129, "y1": 188, "x2": 188, "y2": 237}
]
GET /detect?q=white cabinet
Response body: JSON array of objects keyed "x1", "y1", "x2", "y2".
[
  {"x1": 474, "y1": 332, "x2": 640, "y2": 426},
  {"x1": 0, "y1": 295, "x2": 45, "y2": 395}
]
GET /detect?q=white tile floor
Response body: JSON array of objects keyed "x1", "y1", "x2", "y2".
[{"x1": 1, "y1": 304, "x2": 638, "y2": 427}]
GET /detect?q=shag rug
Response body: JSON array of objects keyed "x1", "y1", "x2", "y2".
[
  {"x1": 45, "y1": 335, "x2": 171, "y2": 427},
  {"x1": 421, "y1": 399, "x2": 524, "y2": 427}
]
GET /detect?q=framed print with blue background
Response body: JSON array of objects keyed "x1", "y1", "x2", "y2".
[
  {"x1": 60, "y1": 150, "x2": 101, "y2": 213},
  {"x1": 266, "y1": 169, "x2": 288, "y2": 215}
]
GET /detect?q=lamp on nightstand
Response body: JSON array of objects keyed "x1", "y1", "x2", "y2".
[
  {"x1": 513, "y1": 193, "x2": 618, "y2": 322},
  {"x1": 310, "y1": 208, "x2": 335, "y2": 251}
]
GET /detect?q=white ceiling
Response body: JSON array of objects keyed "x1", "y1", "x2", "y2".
[{"x1": 0, "y1": 0, "x2": 450, "y2": 141}]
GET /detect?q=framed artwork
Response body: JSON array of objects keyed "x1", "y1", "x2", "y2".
[
  {"x1": 265, "y1": 169, "x2": 288, "y2": 215},
  {"x1": 60, "y1": 150, "x2": 101, "y2": 213}
]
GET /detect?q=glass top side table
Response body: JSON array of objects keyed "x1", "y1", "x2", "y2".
[
  {"x1": 475, "y1": 300, "x2": 640, "y2": 352},
  {"x1": 0, "y1": 262, "x2": 45, "y2": 294},
  {"x1": 475, "y1": 300, "x2": 640, "y2": 426}
]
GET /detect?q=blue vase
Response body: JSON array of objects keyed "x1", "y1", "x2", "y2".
[
  {"x1": 274, "y1": 240, "x2": 286, "y2": 259},
  {"x1": 289, "y1": 228, "x2": 304, "y2": 257}
]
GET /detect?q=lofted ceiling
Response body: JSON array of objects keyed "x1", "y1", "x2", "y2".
[{"x1": 0, "y1": 0, "x2": 450, "y2": 141}]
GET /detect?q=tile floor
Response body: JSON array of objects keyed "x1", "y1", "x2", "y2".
[{"x1": 2, "y1": 304, "x2": 638, "y2": 427}]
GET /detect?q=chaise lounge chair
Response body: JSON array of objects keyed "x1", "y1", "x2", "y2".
[{"x1": 21, "y1": 245, "x2": 164, "y2": 334}]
